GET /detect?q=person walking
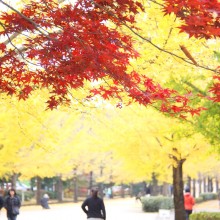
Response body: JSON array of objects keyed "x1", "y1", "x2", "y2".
[
  {"x1": 184, "y1": 188, "x2": 195, "y2": 220},
  {"x1": 4, "y1": 188, "x2": 21, "y2": 220},
  {"x1": 81, "y1": 188, "x2": 106, "y2": 220}
]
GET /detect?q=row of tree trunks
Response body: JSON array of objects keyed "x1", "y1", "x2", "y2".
[{"x1": 6, "y1": 171, "x2": 220, "y2": 209}]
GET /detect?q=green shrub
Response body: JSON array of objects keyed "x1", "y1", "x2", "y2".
[
  {"x1": 200, "y1": 193, "x2": 217, "y2": 201},
  {"x1": 17, "y1": 190, "x2": 35, "y2": 201},
  {"x1": 45, "y1": 191, "x2": 57, "y2": 200},
  {"x1": 190, "y1": 212, "x2": 220, "y2": 220},
  {"x1": 141, "y1": 196, "x2": 174, "y2": 212},
  {"x1": 160, "y1": 197, "x2": 174, "y2": 210}
]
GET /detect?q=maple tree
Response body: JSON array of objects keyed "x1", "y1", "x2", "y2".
[
  {"x1": 0, "y1": 0, "x2": 203, "y2": 117},
  {"x1": 0, "y1": 1, "x2": 219, "y2": 219}
]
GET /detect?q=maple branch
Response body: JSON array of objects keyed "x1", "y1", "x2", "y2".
[
  {"x1": 122, "y1": 24, "x2": 216, "y2": 72},
  {"x1": 0, "y1": 0, "x2": 55, "y2": 41},
  {"x1": 67, "y1": 89, "x2": 98, "y2": 109},
  {"x1": 3, "y1": 32, "x2": 21, "y2": 45},
  {"x1": 0, "y1": 22, "x2": 41, "y2": 67},
  {"x1": 92, "y1": 1, "x2": 216, "y2": 73},
  {"x1": 148, "y1": 0, "x2": 163, "y2": 7},
  {"x1": 163, "y1": 17, "x2": 177, "y2": 49}
]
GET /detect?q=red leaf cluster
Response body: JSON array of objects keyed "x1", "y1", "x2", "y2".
[
  {"x1": 163, "y1": 0, "x2": 220, "y2": 39},
  {"x1": 209, "y1": 75, "x2": 220, "y2": 102},
  {"x1": 89, "y1": 71, "x2": 204, "y2": 117},
  {"x1": 0, "y1": 0, "x2": 203, "y2": 117}
]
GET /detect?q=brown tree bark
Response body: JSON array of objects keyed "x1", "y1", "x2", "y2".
[
  {"x1": 216, "y1": 177, "x2": 219, "y2": 192},
  {"x1": 173, "y1": 159, "x2": 185, "y2": 220},
  {"x1": 73, "y1": 168, "x2": 78, "y2": 203},
  {"x1": 198, "y1": 173, "x2": 202, "y2": 195},
  {"x1": 57, "y1": 175, "x2": 63, "y2": 202},
  {"x1": 192, "y1": 179, "x2": 196, "y2": 198},
  {"x1": 11, "y1": 173, "x2": 18, "y2": 189},
  {"x1": 208, "y1": 177, "x2": 213, "y2": 192},
  {"x1": 120, "y1": 183, "x2": 125, "y2": 198},
  {"x1": 203, "y1": 177, "x2": 206, "y2": 193},
  {"x1": 36, "y1": 176, "x2": 42, "y2": 205},
  {"x1": 129, "y1": 183, "x2": 134, "y2": 197}
]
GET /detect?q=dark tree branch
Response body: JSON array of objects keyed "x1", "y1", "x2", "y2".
[
  {"x1": 0, "y1": 0, "x2": 55, "y2": 41},
  {"x1": 155, "y1": 137, "x2": 163, "y2": 147},
  {"x1": 92, "y1": 1, "x2": 217, "y2": 73},
  {"x1": 3, "y1": 32, "x2": 21, "y2": 45},
  {"x1": 149, "y1": 0, "x2": 163, "y2": 7},
  {"x1": 0, "y1": 22, "x2": 41, "y2": 67}
]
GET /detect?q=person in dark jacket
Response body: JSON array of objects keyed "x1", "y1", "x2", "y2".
[
  {"x1": 0, "y1": 195, "x2": 4, "y2": 210},
  {"x1": 4, "y1": 188, "x2": 21, "y2": 220},
  {"x1": 0, "y1": 189, "x2": 4, "y2": 210},
  {"x1": 81, "y1": 188, "x2": 106, "y2": 220}
]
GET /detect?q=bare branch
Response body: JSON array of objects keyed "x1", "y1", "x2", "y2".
[
  {"x1": 155, "y1": 137, "x2": 163, "y2": 147},
  {"x1": 148, "y1": 0, "x2": 163, "y2": 7},
  {"x1": 92, "y1": 1, "x2": 216, "y2": 73},
  {"x1": 164, "y1": 136, "x2": 173, "y2": 142},
  {"x1": 3, "y1": 32, "x2": 21, "y2": 45}
]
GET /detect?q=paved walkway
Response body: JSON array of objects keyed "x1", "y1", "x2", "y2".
[
  {"x1": 194, "y1": 199, "x2": 220, "y2": 213},
  {"x1": 0, "y1": 198, "x2": 218, "y2": 220}
]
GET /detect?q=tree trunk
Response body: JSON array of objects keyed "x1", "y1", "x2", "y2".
[
  {"x1": 89, "y1": 171, "x2": 93, "y2": 190},
  {"x1": 198, "y1": 173, "x2": 202, "y2": 195},
  {"x1": 162, "y1": 182, "x2": 169, "y2": 196},
  {"x1": 36, "y1": 176, "x2": 42, "y2": 205},
  {"x1": 203, "y1": 177, "x2": 206, "y2": 193},
  {"x1": 216, "y1": 178, "x2": 219, "y2": 192},
  {"x1": 192, "y1": 179, "x2": 196, "y2": 198},
  {"x1": 151, "y1": 173, "x2": 158, "y2": 196},
  {"x1": 11, "y1": 173, "x2": 18, "y2": 189},
  {"x1": 208, "y1": 177, "x2": 213, "y2": 192},
  {"x1": 73, "y1": 168, "x2": 78, "y2": 203},
  {"x1": 57, "y1": 175, "x2": 63, "y2": 202},
  {"x1": 173, "y1": 160, "x2": 185, "y2": 220},
  {"x1": 130, "y1": 183, "x2": 134, "y2": 197},
  {"x1": 120, "y1": 183, "x2": 125, "y2": 198}
]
